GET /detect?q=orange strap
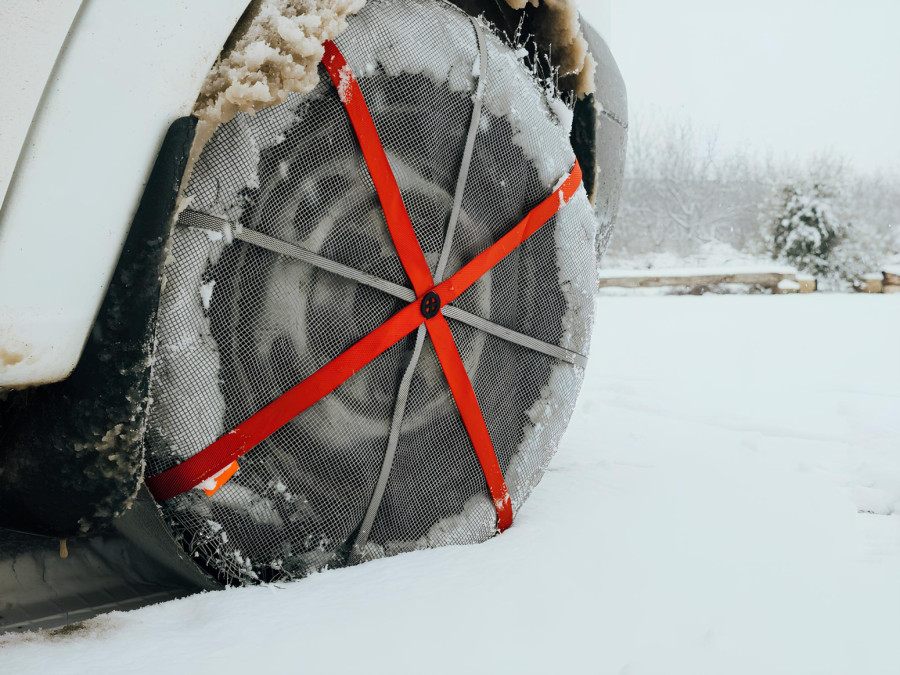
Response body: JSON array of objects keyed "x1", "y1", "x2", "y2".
[
  {"x1": 425, "y1": 315, "x2": 513, "y2": 530},
  {"x1": 147, "y1": 40, "x2": 582, "y2": 535},
  {"x1": 434, "y1": 164, "x2": 583, "y2": 306},
  {"x1": 322, "y1": 41, "x2": 434, "y2": 297},
  {"x1": 146, "y1": 301, "x2": 426, "y2": 501}
]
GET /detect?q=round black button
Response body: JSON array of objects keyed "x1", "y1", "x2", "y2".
[{"x1": 420, "y1": 291, "x2": 441, "y2": 319}]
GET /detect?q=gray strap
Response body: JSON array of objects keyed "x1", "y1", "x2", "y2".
[
  {"x1": 351, "y1": 17, "x2": 488, "y2": 560},
  {"x1": 443, "y1": 306, "x2": 587, "y2": 368},
  {"x1": 433, "y1": 18, "x2": 486, "y2": 283},
  {"x1": 348, "y1": 324, "x2": 426, "y2": 562},
  {"x1": 178, "y1": 209, "x2": 587, "y2": 367},
  {"x1": 178, "y1": 209, "x2": 416, "y2": 302}
]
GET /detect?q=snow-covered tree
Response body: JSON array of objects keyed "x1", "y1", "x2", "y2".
[
  {"x1": 759, "y1": 164, "x2": 881, "y2": 287},
  {"x1": 608, "y1": 109, "x2": 898, "y2": 277},
  {"x1": 760, "y1": 178, "x2": 846, "y2": 276}
]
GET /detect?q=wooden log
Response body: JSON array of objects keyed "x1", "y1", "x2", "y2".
[
  {"x1": 858, "y1": 274, "x2": 884, "y2": 293},
  {"x1": 798, "y1": 278, "x2": 817, "y2": 293},
  {"x1": 883, "y1": 284, "x2": 900, "y2": 294},
  {"x1": 597, "y1": 271, "x2": 794, "y2": 289},
  {"x1": 883, "y1": 271, "x2": 900, "y2": 287}
]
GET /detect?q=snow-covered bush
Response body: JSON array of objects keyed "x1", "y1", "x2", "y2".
[
  {"x1": 760, "y1": 179, "x2": 845, "y2": 275},
  {"x1": 760, "y1": 172, "x2": 878, "y2": 288}
]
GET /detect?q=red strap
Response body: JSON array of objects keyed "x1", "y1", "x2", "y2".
[
  {"x1": 426, "y1": 315, "x2": 513, "y2": 531},
  {"x1": 145, "y1": 158, "x2": 578, "y2": 502},
  {"x1": 148, "y1": 40, "x2": 583, "y2": 536},
  {"x1": 435, "y1": 162, "x2": 583, "y2": 306},
  {"x1": 322, "y1": 41, "x2": 435, "y2": 297},
  {"x1": 145, "y1": 301, "x2": 426, "y2": 501}
]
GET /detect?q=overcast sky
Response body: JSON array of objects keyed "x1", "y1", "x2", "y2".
[{"x1": 578, "y1": 0, "x2": 900, "y2": 173}]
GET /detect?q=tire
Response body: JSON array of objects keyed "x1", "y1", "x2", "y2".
[{"x1": 146, "y1": 0, "x2": 597, "y2": 584}]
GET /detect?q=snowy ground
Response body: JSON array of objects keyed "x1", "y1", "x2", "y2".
[
  {"x1": 601, "y1": 241, "x2": 769, "y2": 271},
  {"x1": 2, "y1": 295, "x2": 899, "y2": 675}
]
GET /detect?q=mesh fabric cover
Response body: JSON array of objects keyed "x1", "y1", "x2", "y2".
[{"x1": 146, "y1": 0, "x2": 597, "y2": 583}]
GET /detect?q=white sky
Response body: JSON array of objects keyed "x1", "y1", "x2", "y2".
[{"x1": 578, "y1": 0, "x2": 900, "y2": 172}]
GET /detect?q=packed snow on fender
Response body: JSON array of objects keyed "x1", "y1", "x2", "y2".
[{"x1": 2, "y1": 294, "x2": 899, "y2": 674}]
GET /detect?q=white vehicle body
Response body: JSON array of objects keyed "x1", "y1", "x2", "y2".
[
  {"x1": 0, "y1": 0, "x2": 251, "y2": 387},
  {"x1": 0, "y1": 0, "x2": 612, "y2": 389}
]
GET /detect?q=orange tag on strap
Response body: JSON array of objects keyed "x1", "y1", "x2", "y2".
[{"x1": 200, "y1": 460, "x2": 239, "y2": 497}]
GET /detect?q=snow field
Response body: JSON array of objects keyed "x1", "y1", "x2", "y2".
[{"x1": 2, "y1": 294, "x2": 899, "y2": 674}]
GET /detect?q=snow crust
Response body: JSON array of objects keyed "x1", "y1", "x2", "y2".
[
  {"x1": 503, "y1": 0, "x2": 596, "y2": 96},
  {"x1": 598, "y1": 265, "x2": 798, "y2": 279},
  {"x1": 337, "y1": 0, "x2": 577, "y2": 189},
  {"x1": 776, "y1": 278, "x2": 801, "y2": 291},
  {"x1": 188, "y1": 0, "x2": 366, "y2": 179},
  {"x1": 194, "y1": 0, "x2": 365, "y2": 126},
  {"x1": 4, "y1": 295, "x2": 900, "y2": 674}
]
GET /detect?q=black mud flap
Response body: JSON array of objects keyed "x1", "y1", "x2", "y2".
[
  {"x1": 0, "y1": 117, "x2": 197, "y2": 537},
  {"x1": 445, "y1": 0, "x2": 628, "y2": 243},
  {"x1": 0, "y1": 489, "x2": 220, "y2": 633},
  {"x1": 578, "y1": 20, "x2": 628, "y2": 255},
  {"x1": 0, "y1": 117, "x2": 223, "y2": 633}
]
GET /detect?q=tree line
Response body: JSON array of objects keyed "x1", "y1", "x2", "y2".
[{"x1": 609, "y1": 113, "x2": 900, "y2": 287}]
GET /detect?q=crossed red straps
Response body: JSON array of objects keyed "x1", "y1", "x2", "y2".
[{"x1": 146, "y1": 40, "x2": 582, "y2": 534}]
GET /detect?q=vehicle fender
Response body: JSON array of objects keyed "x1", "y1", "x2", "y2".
[{"x1": 0, "y1": 0, "x2": 252, "y2": 388}]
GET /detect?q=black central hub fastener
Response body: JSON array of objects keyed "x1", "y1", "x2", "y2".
[{"x1": 420, "y1": 291, "x2": 441, "y2": 319}]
